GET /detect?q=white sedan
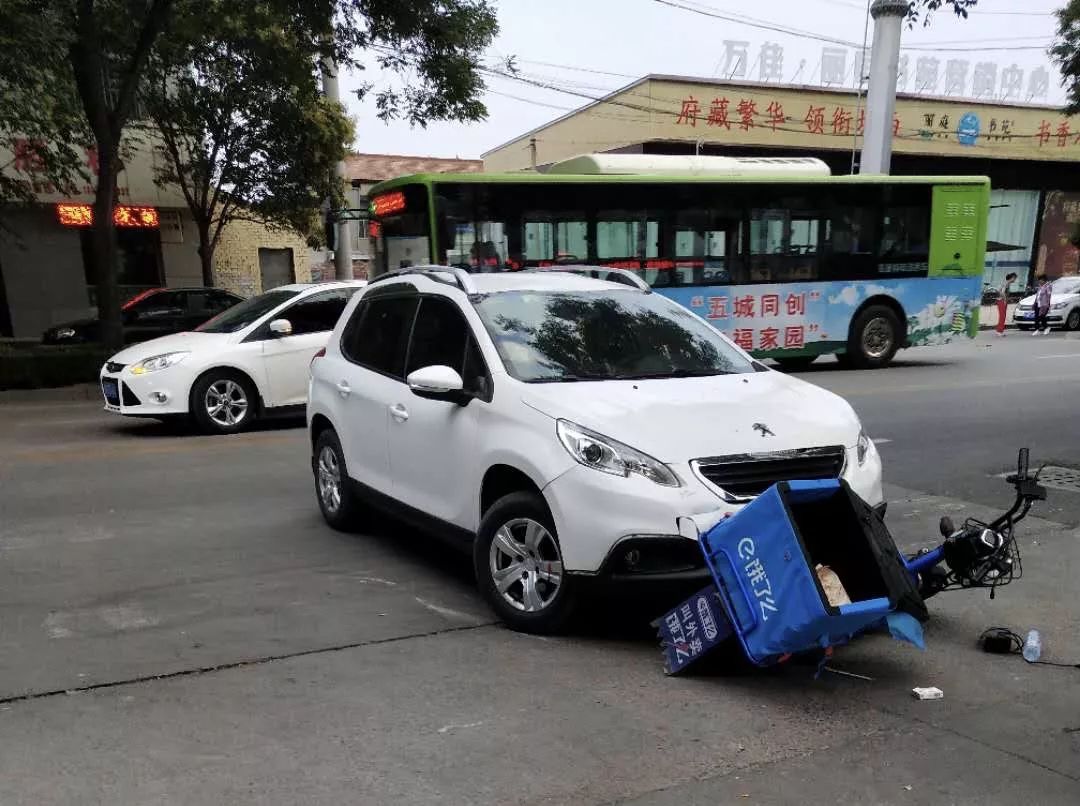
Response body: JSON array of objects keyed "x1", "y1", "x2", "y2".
[
  {"x1": 99, "y1": 281, "x2": 365, "y2": 433},
  {"x1": 1013, "y1": 276, "x2": 1080, "y2": 331}
]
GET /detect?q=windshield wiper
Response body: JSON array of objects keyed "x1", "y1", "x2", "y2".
[
  {"x1": 531, "y1": 372, "x2": 612, "y2": 383},
  {"x1": 616, "y1": 368, "x2": 732, "y2": 380}
]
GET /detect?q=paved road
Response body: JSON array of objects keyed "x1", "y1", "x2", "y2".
[{"x1": 1, "y1": 332, "x2": 1078, "y2": 804}]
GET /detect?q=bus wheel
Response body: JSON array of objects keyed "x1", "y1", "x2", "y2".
[
  {"x1": 774, "y1": 356, "x2": 817, "y2": 372},
  {"x1": 847, "y1": 305, "x2": 901, "y2": 369}
]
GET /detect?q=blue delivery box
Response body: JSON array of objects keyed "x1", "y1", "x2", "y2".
[{"x1": 698, "y1": 479, "x2": 923, "y2": 666}]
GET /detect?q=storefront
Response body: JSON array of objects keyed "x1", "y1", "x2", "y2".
[
  {"x1": 484, "y1": 75, "x2": 1080, "y2": 292},
  {"x1": 0, "y1": 137, "x2": 312, "y2": 338}
]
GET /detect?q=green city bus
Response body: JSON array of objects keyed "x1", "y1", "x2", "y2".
[{"x1": 366, "y1": 154, "x2": 989, "y2": 368}]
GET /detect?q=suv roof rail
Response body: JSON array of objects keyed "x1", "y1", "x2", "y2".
[
  {"x1": 526, "y1": 265, "x2": 651, "y2": 292},
  {"x1": 368, "y1": 265, "x2": 477, "y2": 295}
]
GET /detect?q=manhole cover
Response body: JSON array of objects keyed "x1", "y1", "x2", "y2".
[{"x1": 1033, "y1": 466, "x2": 1080, "y2": 493}]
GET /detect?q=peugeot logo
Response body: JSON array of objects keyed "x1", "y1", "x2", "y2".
[{"x1": 752, "y1": 422, "x2": 775, "y2": 437}]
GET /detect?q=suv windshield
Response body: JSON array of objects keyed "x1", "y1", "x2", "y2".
[
  {"x1": 195, "y1": 289, "x2": 298, "y2": 333},
  {"x1": 474, "y1": 289, "x2": 755, "y2": 382}
]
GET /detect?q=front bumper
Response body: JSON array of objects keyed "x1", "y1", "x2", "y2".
[
  {"x1": 1013, "y1": 309, "x2": 1066, "y2": 325},
  {"x1": 98, "y1": 367, "x2": 191, "y2": 416},
  {"x1": 543, "y1": 440, "x2": 884, "y2": 576}
]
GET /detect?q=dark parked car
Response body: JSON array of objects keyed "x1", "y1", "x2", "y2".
[{"x1": 43, "y1": 287, "x2": 244, "y2": 345}]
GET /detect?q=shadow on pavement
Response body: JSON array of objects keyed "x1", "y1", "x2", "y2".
[{"x1": 104, "y1": 413, "x2": 306, "y2": 439}]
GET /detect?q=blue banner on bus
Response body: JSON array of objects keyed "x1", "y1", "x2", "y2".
[{"x1": 656, "y1": 276, "x2": 981, "y2": 356}]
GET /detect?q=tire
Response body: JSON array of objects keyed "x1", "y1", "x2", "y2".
[
  {"x1": 845, "y1": 305, "x2": 902, "y2": 369},
  {"x1": 773, "y1": 355, "x2": 817, "y2": 372},
  {"x1": 313, "y1": 429, "x2": 364, "y2": 531},
  {"x1": 1066, "y1": 309, "x2": 1080, "y2": 331},
  {"x1": 190, "y1": 370, "x2": 257, "y2": 434},
  {"x1": 473, "y1": 491, "x2": 577, "y2": 634}
]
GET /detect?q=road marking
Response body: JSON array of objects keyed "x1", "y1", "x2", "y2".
[
  {"x1": 437, "y1": 721, "x2": 484, "y2": 734},
  {"x1": 99, "y1": 604, "x2": 160, "y2": 631},
  {"x1": 413, "y1": 597, "x2": 483, "y2": 624},
  {"x1": 874, "y1": 438, "x2": 893, "y2": 445},
  {"x1": 43, "y1": 613, "x2": 73, "y2": 639},
  {"x1": 1036, "y1": 353, "x2": 1080, "y2": 360}
]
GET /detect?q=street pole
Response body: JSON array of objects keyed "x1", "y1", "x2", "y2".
[
  {"x1": 859, "y1": 0, "x2": 907, "y2": 175},
  {"x1": 320, "y1": 54, "x2": 353, "y2": 281}
]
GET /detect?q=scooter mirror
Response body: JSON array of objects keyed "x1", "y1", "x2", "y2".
[{"x1": 939, "y1": 516, "x2": 955, "y2": 538}]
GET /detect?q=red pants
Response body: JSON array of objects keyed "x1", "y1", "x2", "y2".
[{"x1": 996, "y1": 298, "x2": 1007, "y2": 333}]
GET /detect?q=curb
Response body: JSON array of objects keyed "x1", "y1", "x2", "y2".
[{"x1": 0, "y1": 383, "x2": 98, "y2": 404}]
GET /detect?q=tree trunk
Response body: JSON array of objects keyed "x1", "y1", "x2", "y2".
[
  {"x1": 196, "y1": 222, "x2": 215, "y2": 287},
  {"x1": 92, "y1": 144, "x2": 122, "y2": 351}
]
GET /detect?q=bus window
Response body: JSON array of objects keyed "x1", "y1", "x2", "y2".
[
  {"x1": 524, "y1": 214, "x2": 587, "y2": 264},
  {"x1": 749, "y1": 197, "x2": 822, "y2": 283},
  {"x1": 597, "y1": 212, "x2": 660, "y2": 275},
  {"x1": 669, "y1": 208, "x2": 741, "y2": 287},
  {"x1": 878, "y1": 185, "x2": 932, "y2": 277}
]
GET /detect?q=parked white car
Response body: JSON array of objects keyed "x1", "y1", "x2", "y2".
[
  {"x1": 100, "y1": 281, "x2": 365, "y2": 433},
  {"x1": 307, "y1": 267, "x2": 881, "y2": 633},
  {"x1": 1013, "y1": 276, "x2": 1080, "y2": 331}
]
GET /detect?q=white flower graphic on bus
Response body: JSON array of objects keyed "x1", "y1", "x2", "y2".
[{"x1": 907, "y1": 294, "x2": 972, "y2": 345}]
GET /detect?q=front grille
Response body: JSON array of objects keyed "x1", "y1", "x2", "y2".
[
  {"x1": 106, "y1": 361, "x2": 125, "y2": 373},
  {"x1": 121, "y1": 382, "x2": 141, "y2": 406},
  {"x1": 693, "y1": 446, "x2": 846, "y2": 501}
]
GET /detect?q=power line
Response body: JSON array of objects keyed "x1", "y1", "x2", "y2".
[{"x1": 652, "y1": 0, "x2": 1053, "y2": 53}]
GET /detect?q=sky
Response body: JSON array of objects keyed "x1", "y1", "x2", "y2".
[{"x1": 339, "y1": 0, "x2": 1067, "y2": 160}]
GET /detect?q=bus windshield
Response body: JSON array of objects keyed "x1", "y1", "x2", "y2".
[{"x1": 474, "y1": 288, "x2": 754, "y2": 383}]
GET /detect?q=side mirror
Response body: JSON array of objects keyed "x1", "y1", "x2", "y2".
[
  {"x1": 269, "y1": 318, "x2": 293, "y2": 337},
  {"x1": 407, "y1": 365, "x2": 469, "y2": 405}
]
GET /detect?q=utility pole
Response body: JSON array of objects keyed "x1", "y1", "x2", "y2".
[
  {"x1": 320, "y1": 53, "x2": 353, "y2": 280},
  {"x1": 859, "y1": 0, "x2": 907, "y2": 175}
]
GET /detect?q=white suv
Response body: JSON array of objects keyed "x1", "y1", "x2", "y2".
[{"x1": 308, "y1": 267, "x2": 882, "y2": 633}]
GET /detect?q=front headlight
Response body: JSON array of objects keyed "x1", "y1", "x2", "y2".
[
  {"x1": 857, "y1": 428, "x2": 872, "y2": 466},
  {"x1": 54, "y1": 327, "x2": 76, "y2": 339},
  {"x1": 1052, "y1": 301, "x2": 1069, "y2": 310},
  {"x1": 130, "y1": 351, "x2": 190, "y2": 375},
  {"x1": 556, "y1": 419, "x2": 681, "y2": 487}
]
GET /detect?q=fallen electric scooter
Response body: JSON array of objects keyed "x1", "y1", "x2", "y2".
[{"x1": 656, "y1": 449, "x2": 1047, "y2": 673}]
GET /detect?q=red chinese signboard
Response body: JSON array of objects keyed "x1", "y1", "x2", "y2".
[
  {"x1": 56, "y1": 204, "x2": 159, "y2": 228},
  {"x1": 370, "y1": 191, "x2": 407, "y2": 217}
]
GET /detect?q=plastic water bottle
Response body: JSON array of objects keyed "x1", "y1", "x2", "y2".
[{"x1": 1023, "y1": 629, "x2": 1042, "y2": 663}]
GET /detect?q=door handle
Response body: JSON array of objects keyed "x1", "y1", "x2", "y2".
[
  {"x1": 336, "y1": 381, "x2": 351, "y2": 398},
  {"x1": 389, "y1": 403, "x2": 409, "y2": 422}
]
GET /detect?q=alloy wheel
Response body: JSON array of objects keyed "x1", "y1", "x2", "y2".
[
  {"x1": 204, "y1": 379, "x2": 248, "y2": 427},
  {"x1": 317, "y1": 445, "x2": 342, "y2": 514},
  {"x1": 488, "y1": 518, "x2": 563, "y2": 612}
]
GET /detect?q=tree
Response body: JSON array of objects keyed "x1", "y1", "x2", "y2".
[
  {"x1": 1052, "y1": 1, "x2": 1080, "y2": 114},
  {"x1": 144, "y1": 2, "x2": 354, "y2": 286},
  {"x1": 66, "y1": 0, "x2": 177, "y2": 350},
  {"x1": 2, "y1": 0, "x2": 496, "y2": 348},
  {"x1": 907, "y1": 0, "x2": 979, "y2": 25},
  {"x1": 0, "y1": 2, "x2": 89, "y2": 214}
]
